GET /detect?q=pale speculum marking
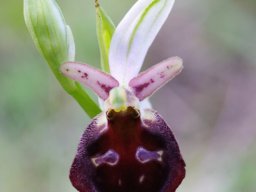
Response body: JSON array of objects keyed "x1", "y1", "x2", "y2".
[
  {"x1": 135, "y1": 146, "x2": 163, "y2": 164},
  {"x1": 118, "y1": 179, "x2": 122, "y2": 186},
  {"x1": 91, "y1": 149, "x2": 120, "y2": 167},
  {"x1": 139, "y1": 174, "x2": 145, "y2": 183}
]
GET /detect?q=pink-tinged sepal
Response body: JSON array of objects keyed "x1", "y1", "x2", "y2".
[
  {"x1": 129, "y1": 57, "x2": 183, "y2": 101},
  {"x1": 61, "y1": 62, "x2": 119, "y2": 100},
  {"x1": 70, "y1": 107, "x2": 185, "y2": 192}
]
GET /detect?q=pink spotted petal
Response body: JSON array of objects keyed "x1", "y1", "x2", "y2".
[
  {"x1": 129, "y1": 57, "x2": 183, "y2": 101},
  {"x1": 61, "y1": 62, "x2": 119, "y2": 100}
]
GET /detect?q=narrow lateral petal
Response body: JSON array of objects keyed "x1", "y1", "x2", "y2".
[
  {"x1": 129, "y1": 57, "x2": 183, "y2": 101},
  {"x1": 109, "y1": 0, "x2": 175, "y2": 85},
  {"x1": 61, "y1": 62, "x2": 119, "y2": 100}
]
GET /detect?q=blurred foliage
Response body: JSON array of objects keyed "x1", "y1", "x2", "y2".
[{"x1": 0, "y1": 0, "x2": 256, "y2": 192}]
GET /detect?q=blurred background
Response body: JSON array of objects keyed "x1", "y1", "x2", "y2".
[{"x1": 1, "y1": 0, "x2": 256, "y2": 191}]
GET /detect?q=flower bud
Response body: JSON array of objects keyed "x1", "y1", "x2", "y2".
[
  {"x1": 24, "y1": 0, "x2": 74, "y2": 65},
  {"x1": 24, "y1": 0, "x2": 101, "y2": 118}
]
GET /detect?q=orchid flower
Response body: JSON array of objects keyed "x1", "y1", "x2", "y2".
[
  {"x1": 24, "y1": 0, "x2": 185, "y2": 191},
  {"x1": 61, "y1": 0, "x2": 185, "y2": 191}
]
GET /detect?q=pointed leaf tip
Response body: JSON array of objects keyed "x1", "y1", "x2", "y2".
[
  {"x1": 129, "y1": 57, "x2": 183, "y2": 100},
  {"x1": 61, "y1": 62, "x2": 119, "y2": 100},
  {"x1": 109, "y1": 0, "x2": 176, "y2": 85}
]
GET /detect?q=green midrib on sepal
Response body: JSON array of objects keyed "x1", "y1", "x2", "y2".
[
  {"x1": 128, "y1": 0, "x2": 166, "y2": 55},
  {"x1": 95, "y1": 3, "x2": 115, "y2": 73}
]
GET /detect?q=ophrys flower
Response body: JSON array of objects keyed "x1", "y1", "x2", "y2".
[{"x1": 61, "y1": 0, "x2": 186, "y2": 191}]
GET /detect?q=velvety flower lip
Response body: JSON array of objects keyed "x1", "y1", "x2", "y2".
[{"x1": 69, "y1": 108, "x2": 186, "y2": 192}]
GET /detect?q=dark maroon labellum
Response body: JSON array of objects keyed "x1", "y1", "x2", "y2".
[{"x1": 70, "y1": 108, "x2": 185, "y2": 192}]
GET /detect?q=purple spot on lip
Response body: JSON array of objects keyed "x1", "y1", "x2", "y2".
[{"x1": 97, "y1": 81, "x2": 112, "y2": 93}]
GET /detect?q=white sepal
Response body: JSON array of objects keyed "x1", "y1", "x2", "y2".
[
  {"x1": 140, "y1": 98, "x2": 152, "y2": 110},
  {"x1": 61, "y1": 62, "x2": 119, "y2": 100},
  {"x1": 129, "y1": 57, "x2": 183, "y2": 101},
  {"x1": 109, "y1": 0, "x2": 175, "y2": 85}
]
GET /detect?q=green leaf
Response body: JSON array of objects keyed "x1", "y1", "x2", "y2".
[
  {"x1": 95, "y1": 0, "x2": 115, "y2": 73},
  {"x1": 24, "y1": 0, "x2": 100, "y2": 118}
]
